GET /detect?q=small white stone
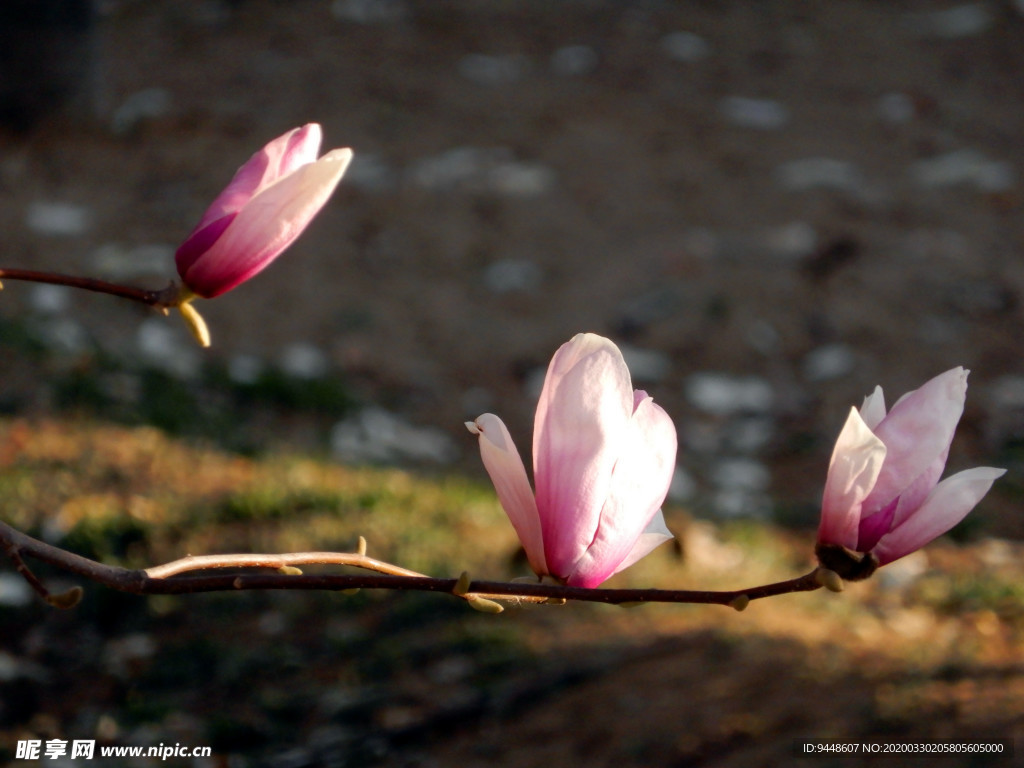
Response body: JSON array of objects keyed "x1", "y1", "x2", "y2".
[
  {"x1": 91, "y1": 242, "x2": 175, "y2": 279},
  {"x1": 330, "y1": 0, "x2": 408, "y2": 23},
  {"x1": 711, "y1": 488, "x2": 772, "y2": 519},
  {"x1": 720, "y1": 96, "x2": 789, "y2": 130},
  {"x1": 550, "y1": 45, "x2": 598, "y2": 77},
  {"x1": 258, "y1": 610, "x2": 289, "y2": 636},
  {"x1": 911, "y1": 148, "x2": 1015, "y2": 192},
  {"x1": 26, "y1": 201, "x2": 91, "y2": 236},
  {"x1": 618, "y1": 344, "x2": 672, "y2": 384},
  {"x1": 110, "y1": 88, "x2": 172, "y2": 135},
  {"x1": 683, "y1": 227, "x2": 719, "y2": 260},
  {"x1": 745, "y1": 320, "x2": 780, "y2": 355},
  {"x1": 103, "y1": 633, "x2": 156, "y2": 677},
  {"x1": 460, "y1": 386, "x2": 494, "y2": 417},
  {"x1": 723, "y1": 417, "x2": 775, "y2": 454},
  {"x1": 29, "y1": 284, "x2": 70, "y2": 314},
  {"x1": 661, "y1": 31, "x2": 712, "y2": 62},
  {"x1": 488, "y1": 161, "x2": 556, "y2": 197},
  {"x1": 458, "y1": 54, "x2": 528, "y2": 86},
  {"x1": 776, "y1": 157, "x2": 864, "y2": 193},
  {"x1": 685, "y1": 373, "x2": 775, "y2": 416},
  {"x1": 668, "y1": 465, "x2": 697, "y2": 502},
  {"x1": 904, "y1": 3, "x2": 993, "y2": 39},
  {"x1": 764, "y1": 221, "x2": 817, "y2": 260},
  {"x1": 876, "y1": 550, "x2": 929, "y2": 590},
  {"x1": 280, "y1": 343, "x2": 328, "y2": 380},
  {"x1": 135, "y1": 318, "x2": 201, "y2": 379},
  {"x1": 710, "y1": 457, "x2": 771, "y2": 492},
  {"x1": 483, "y1": 259, "x2": 542, "y2": 294},
  {"x1": 877, "y1": 92, "x2": 915, "y2": 124},
  {"x1": 331, "y1": 408, "x2": 458, "y2": 464},
  {"x1": 0, "y1": 573, "x2": 33, "y2": 607},
  {"x1": 988, "y1": 375, "x2": 1024, "y2": 411},
  {"x1": 343, "y1": 153, "x2": 398, "y2": 192},
  {"x1": 803, "y1": 344, "x2": 857, "y2": 382},
  {"x1": 409, "y1": 147, "x2": 553, "y2": 197},
  {"x1": 37, "y1": 317, "x2": 90, "y2": 355},
  {"x1": 228, "y1": 353, "x2": 264, "y2": 385}
]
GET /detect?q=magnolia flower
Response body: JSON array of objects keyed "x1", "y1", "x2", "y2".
[
  {"x1": 175, "y1": 123, "x2": 352, "y2": 299},
  {"x1": 466, "y1": 333, "x2": 678, "y2": 588},
  {"x1": 816, "y1": 367, "x2": 1004, "y2": 580}
]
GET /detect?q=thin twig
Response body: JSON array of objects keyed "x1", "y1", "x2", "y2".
[
  {"x1": 0, "y1": 519, "x2": 823, "y2": 608},
  {"x1": 0, "y1": 268, "x2": 176, "y2": 309}
]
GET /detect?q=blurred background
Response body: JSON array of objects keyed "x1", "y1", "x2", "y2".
[{"x1": 1, "y1": 1, "x2": 1024, "y2": 765}]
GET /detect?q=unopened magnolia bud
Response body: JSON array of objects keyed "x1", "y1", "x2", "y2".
[
  {"x1": 467, "y1": 594, "x2": 504, "y2": 614},
  {"x1": 453, "y1": 571, "x2": 472, "y2": 596},
  {"x1": 815, "y1": 567, "x2": 845, "y2": 593},
  {"x1": 46, "y1": 586, "x2": 83, "y2": 610},
  {"x1": 278, "y1": 565, "x2": 302, "y2": 575},
  {"x1": 729, "y1": 594, "x2": 750, "y2": 612}
]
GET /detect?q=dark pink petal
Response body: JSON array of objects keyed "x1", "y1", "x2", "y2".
[
  {"x1": 174, "y1": 213, "x2": 236, "y2": 279},
  {"x1": 856, "y1": 496, "x2": 897, "y2": 552},
  {"x1": 185, "y1": 125, "x2": 320, "y2": 238},
  {"x1": 871, "y1": 467, "x2": 1005, "y2": 564},
  {"x1": 179, "y1": 147, "x2": 352, "y2": 297}
]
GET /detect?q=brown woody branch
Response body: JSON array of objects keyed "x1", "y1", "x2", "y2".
[
  {"x1": 0, "y1": 268, "x2": 177, "y2": 309},
  {"x1": 0, "y1": 519, "x2": 824, "y2": 612}
]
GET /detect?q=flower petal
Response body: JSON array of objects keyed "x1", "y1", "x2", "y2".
[
  {"x1": 818, "y1": 406, "x2": 887, "y2": 550},
  {"x1": 532, "y1": 333, "x2": 633, "y2": 580},
  {"x1": 180, "y1": 147, "x2": 352, "y2": 297},
  {"x1": 466, "y1": 415, "x2": 547, "y2": 576},
  {"x1": 183, "y1": 125, "x2": 322, "y2": 246},
  {"x1": 859, "y1": 386, "x2": 886, "y2": 430},
  {"x1": 611, "y1": 509, "x2": 674, "y2": 577},
  {"x1": 862, "y1": 368, "x2": 966, "y2": 515},
  {"x1": 563, "y1": 394, "x2": 677, "y2": 587},
  {"x1": 872, "y1": 466, "x2": 1005, "y2": 564}
]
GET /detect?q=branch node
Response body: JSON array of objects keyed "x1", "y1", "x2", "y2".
[
  {"x1": 729, "y1": 594, "x2": 750, "y2": 612},
  {"x1": 814, "y1": 567, "x2": 845, "y2": 593},
  {"x1": 453, "y1": 571, "x2": 471, "y2": 597},
  {"x1": 466, "y1": 594, "x2": 504, "y2": 614},
  {"x1": 45, "y1": 586, "x2": 84, "y2": 610}
]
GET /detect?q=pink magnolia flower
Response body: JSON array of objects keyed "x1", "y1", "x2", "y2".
[
  {"x1": 466, "y1": 333, "x2": 678, "y2": 588},
  {"x1": 175, "y1": 123, "x2": 352, "y2": 299},
  {"x1": 816, "y1": 367, "x2": 1004, "y2": 579}
]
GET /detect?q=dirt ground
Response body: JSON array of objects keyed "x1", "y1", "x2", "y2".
[
  {"x1": 2, "y1": 0, "x2": 1023, "y2": 478},
  {"x1": 2, "y1": 1, "x2": 1024, "y2": 765}
]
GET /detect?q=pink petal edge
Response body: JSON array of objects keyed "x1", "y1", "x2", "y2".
[
  {"x1": 466, "y1": 415, "x2": 548, "y2": 577},
  {"x1": 819, "y1": 407, "x2": 887, "y2": 550},
  {"x1": 871, "y1": 466, "x2": 1005, "y2": 565}
]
